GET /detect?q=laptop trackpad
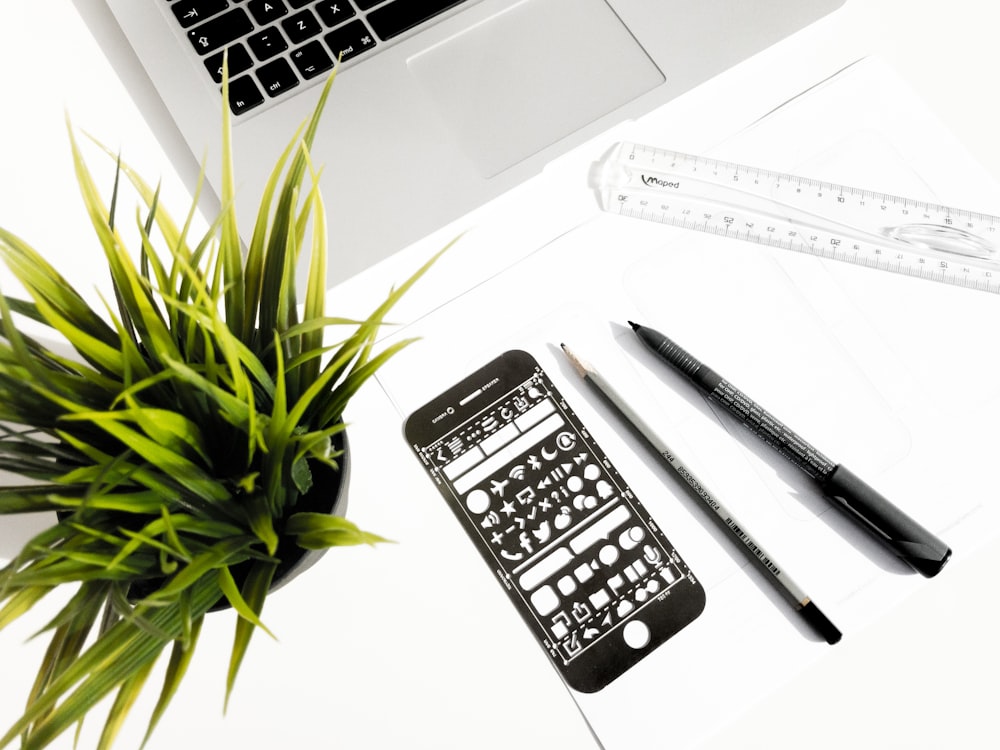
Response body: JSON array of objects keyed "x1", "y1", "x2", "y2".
[{"x1": 408, "y1": 0, "x2": 664, "y2": 178}]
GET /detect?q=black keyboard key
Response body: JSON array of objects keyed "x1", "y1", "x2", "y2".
[
  {"x1": 204, "y1": 42, "x2": 254, "y2": 83},
  {"x1": 247, "y1": 0, "x2": 288, "y2": 24},
  {"x1": 187, "y1": 8, "x2": 254, "y2": 55},
  {"x1": 281, "y1": 9, "x2": 323, "y2": 44},
  {"x1": 227, "y1": 74, "x2": 265, "y2": 115},
  {"x1": 324, "y1": 20, "x2": 377, "y2": 62},
  {"x1": 354, "y1": 0, "x2": 381, "y2": 9},
  {"x1": 291, "y1": 40, "x2": 334, "y2": 79},
  {"x1": 367, "y1": 0, "x2": 468, "y2": 40},
  {"x1": 315, "y1": 1, "x2": 355, "y2": 27},
  {"x1": 256, "y1": 57, "x2": 300, "y2": 97},
  {"x1": 248, "y1": 26, "x2": 289, "y2": 60},
  {"x1": 172, "y1": 0, "x2": 230, "y2": 29}
]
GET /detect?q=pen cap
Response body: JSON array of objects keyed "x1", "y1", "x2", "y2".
[{"x1": 821, "y1": 465, "x2": 952, "y2": 577}]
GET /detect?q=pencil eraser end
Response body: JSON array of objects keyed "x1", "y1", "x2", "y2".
[{"x1": 801, "y1": 601, "x2": 842, "y2": 645}]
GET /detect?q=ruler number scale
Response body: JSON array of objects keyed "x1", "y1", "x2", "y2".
[{"x1": 594, "y1": 142, "x2": 1000, "y2": 294}]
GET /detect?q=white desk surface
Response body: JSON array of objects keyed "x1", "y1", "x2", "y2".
[{"x1": 1, "y1": 2, "x2": 999, "y2": 749}]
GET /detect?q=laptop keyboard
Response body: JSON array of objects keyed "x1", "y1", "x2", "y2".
[{"x1": 169, "y1": 0, "x2": 471, "y2": 115}]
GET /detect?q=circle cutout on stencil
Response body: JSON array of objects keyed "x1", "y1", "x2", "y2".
[
  {"x1": 466, "y1": 489, "x2": 490, "y2": 514},
  {"x1": 622, "y1": 619, "x2": 651, "y2": 649}
]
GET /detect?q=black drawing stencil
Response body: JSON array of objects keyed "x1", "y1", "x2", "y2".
[{"x1": 405, "y1": 350, "x2": 705, "y2": 692}]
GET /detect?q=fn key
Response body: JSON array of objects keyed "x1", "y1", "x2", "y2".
[{"x1": 226, "y1": 75, "x2": 265, "y2": 115}]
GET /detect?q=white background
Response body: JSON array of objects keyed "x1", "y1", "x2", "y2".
[{"x1": 1, "y1": 2, "x2": 999, "y2": 748}]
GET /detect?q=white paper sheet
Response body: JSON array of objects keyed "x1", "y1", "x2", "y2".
[{"x1": 373, "y1": 58, "x2": 1000, "y2": 748}]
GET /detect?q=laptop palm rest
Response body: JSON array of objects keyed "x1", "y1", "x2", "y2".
[{"x1": 407, "y1": 0, "x2": 664, "y2": 178}]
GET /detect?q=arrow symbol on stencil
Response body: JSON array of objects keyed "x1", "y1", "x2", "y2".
[{"x1": 583, "y1": 628, "x2": 599, "y2": 640}]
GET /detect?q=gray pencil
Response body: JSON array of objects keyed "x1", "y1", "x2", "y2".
[{"x1": 560, "y1": 343, "x2": 841, "y2": 645}]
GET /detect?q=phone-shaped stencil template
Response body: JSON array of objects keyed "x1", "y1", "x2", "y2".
[{"x1": 404, "y1": 350, "x2": 705, "y2": 692}]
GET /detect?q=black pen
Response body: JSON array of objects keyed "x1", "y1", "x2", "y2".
[
  {"x1": 629, "y1": 321, "x2": 952, "y2": 577},
  {"x1": 561, "y1": 344, "x2": 842, "y2": 644}
]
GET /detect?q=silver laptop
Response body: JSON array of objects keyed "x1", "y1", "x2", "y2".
[{"x1": 99, "y1": 0, "x2": 845, "y2": 285}]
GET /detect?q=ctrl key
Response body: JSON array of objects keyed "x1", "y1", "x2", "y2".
[
  {"x1": 225, "y1": 75, "x2": 265, "y2": 115},
  {"x1": 256, "y1": 58, "x2": 300, "y2": 98}
]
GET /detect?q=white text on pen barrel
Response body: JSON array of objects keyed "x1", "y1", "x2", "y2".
[{"x1": 641, "y1": 174, "x2": 680, "y2": 189}]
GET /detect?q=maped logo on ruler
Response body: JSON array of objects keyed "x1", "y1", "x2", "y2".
[{"x1": 592, "y1": 141, "x2": 1000, "y2": 295}]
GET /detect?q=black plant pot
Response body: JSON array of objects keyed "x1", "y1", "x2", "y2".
[
  {"x1": 55, "y1": 432, "x2": 351, "y2": 610},
  {"x1": 207, "y1": 431, "x2": 351, "y2": 612}
]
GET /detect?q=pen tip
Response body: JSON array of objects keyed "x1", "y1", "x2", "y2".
[{"x1": 627, "y1": 321, "x2": 639, "y2": 330}]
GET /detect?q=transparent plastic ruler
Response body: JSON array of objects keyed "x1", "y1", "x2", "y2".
[{"x1": 593, "y1": 141, "x2": 1000, "y2": 294}]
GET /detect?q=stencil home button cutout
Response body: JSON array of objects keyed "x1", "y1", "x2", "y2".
[{"x1": 623, "y1": 620, "x2": 651, "y2": 649}]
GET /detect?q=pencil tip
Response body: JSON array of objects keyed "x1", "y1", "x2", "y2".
[
  {"x1": 559, "y1": 344, "x2": 587, "y2": 377},
  {"x1": 627, "y1": 320, "x2": 639, "y2": 330}
]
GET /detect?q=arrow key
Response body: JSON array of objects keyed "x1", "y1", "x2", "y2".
[{"x1": 173, "y1": 0, "x2": 231, "y2": 29}]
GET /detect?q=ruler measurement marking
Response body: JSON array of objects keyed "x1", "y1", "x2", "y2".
[{"x1": 602, "y1": 142, "x2": 1000, "y2": 295}]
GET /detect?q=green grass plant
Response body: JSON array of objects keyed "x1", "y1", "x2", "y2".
[{"x1": 0, "y1": 72, "x2": 445, "y2": 749}]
